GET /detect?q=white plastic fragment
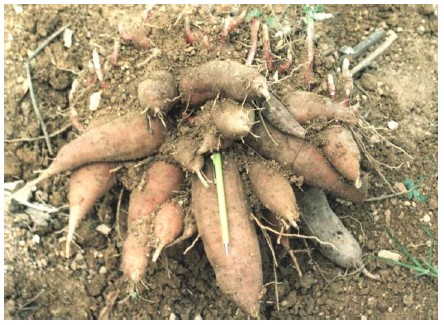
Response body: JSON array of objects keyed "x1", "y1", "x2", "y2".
[
  {"x1": 69, "y1": 79, "x2": 78, "y2": 105},
  {"x1": 378, "y1": 249, "x2": 402, "y2": 262},
  {"x1": 369, "y1": 134, "x2": 381, "y2": 144},
  {"x1": 12, "y1": 4, "x2": 23, "y2": 14},
  {"x1": 33, "y1": 234, "x2": 41, "y2": 244},
  {"x1": 96, "y1": 224, "x2": 112, "y2": 235},
  {"x1": 88, "y1": 61, "x2": 95, "y2": 74},
  {"x1": 313, "y1": 12, "x2": 334, "y2": 21},
  {"x1": 341, "y1": 46, "x2": 355, "y2": 55},
  {"x1": 8, "y1": 182, "x2": 59, "y2": 213},
  {"x1": 387, "y1": 120, "x2": 399, "y2": 130},
  {"x1": 64, "y1": 28, "x2": 73, "y2": 48},
  {"x1": 144, "y1": 4, "x2": 155, "y2": 20},
  {"x1": 275, "y1": 25, "x2": 292, "y2": 38},
  {"x1": 25, "y1": 208, "x2": 52, "y2": 227},
  {"x1": 89, "y1": 91, "x2": 102, "y2": 111},
  {"x1": 92, "y1": 49, "x2": 104, "y2": 82},
  {"x1": 272, "y1": 70, "x2": 279, "y2": 83},
  {"x1": 420, "y1": 214, "x2": 431, "y2": 223},
  {"x1": 4, "y1": 180, "x2": 25, "y2": 192}
]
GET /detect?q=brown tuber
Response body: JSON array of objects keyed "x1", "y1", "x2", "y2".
[
  {"x1": 191, "y1": 156, "x2": 264, "y2": 317},
  {"x1": 212, "y1": 100, "x2": 255, "y2": 140},
  {"x1": 151, "y1": 201, "x2": 185, "y2": 262},
  {"x1": 12, "y1": 113, "x2": 167, "y2": 210},
  {"x1": 248, "y1": 161, "x2": 300, "y2": 228},
  {"x1": 318, "y1": 125, "x2": 362, "y2": 188},
  {"x1": 246, "y1": 120, "x2": 367, "y2": 203},
  {"x1": 121, "y1": 161, "x2": 183, "y2": 283},
  {"x1": 262, "y1": 94, "x2": 306, "y2": 138},
  {"x1": 179, "y1": 60, "x2": 270, "y2": 107},
  {"x1": 66, "y1": 162, "x2": 116, "y2": 257},
  {"x1": 282, "y1": 91, "x2": 357, "y2": 124},
  {"x1": 138, "y1": 70, "x2": 179, "y2": 115}
]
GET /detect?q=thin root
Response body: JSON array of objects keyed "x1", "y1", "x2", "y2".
[
  {"x1": 255, "y1": 214, "x2": 280, "y2": 310},
  {"x1": 364, "y1": 190, "x2": 409, "y2": 202},
  {"x1": 250, "y1": 213, "x2": 337, "y2": 250},
  {"x1": 5, "y1": 124, "x2": 72, "y2": 143},
  {"x1": 196, "y1": 170, "x2": 209, "y2": 188},
  {"x1": 25, "y1": 62, "x2": 53, "y2": 156},
  {"x1": 156, "y1": 111, "x2": 167, "y2": 128},
  {"x1": 362, "y1": 267, "x2": 381, "y2": 281},
  {"x1": 258, "y1": 112, "x2": 278, "y2": 146},
  {"x1": 183, "y1": 234, "x2": 200, "y2": 255},
  {"x1": 114, "y1": 188, "x2": 125, "y2": 242},
  {"x1": 288, "y1": 250, "x2": 303, "y2": 278}
]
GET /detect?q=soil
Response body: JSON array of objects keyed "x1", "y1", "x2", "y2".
[{"x1": 3, "y1": 4, "x2": 438, "y2": 320}]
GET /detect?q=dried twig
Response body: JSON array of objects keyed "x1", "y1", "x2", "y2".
[
  {"x1": 364, "y1": 190, "x2": 409, "y2": 202},
  {"x1": 351, "y1": 31, "x2": 398, "y2": 77},
  {"x1": 4, "y1": 123, "x2": 72, "y2": 143},
  {"x1": 17, "y1": 289, "x2": 45, "y2": 311},
  {"x1": 27, "y1": 24, "x2": 71, "y2": 61},
  {"x1": 25, "y1": 62, "x2": 53, "y2": 156},
  {"x1": 24, "y1": 23, "x2": 71, "y2": 156},
  {"x1": 340, "y1": 28, "x2": 386, "y2": 64}
]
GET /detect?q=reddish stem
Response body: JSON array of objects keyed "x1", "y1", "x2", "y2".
[
  {"x1": 340, "y1": 58, "x2": 353, "y2": 107},
  {"x1": 70, "y1": 108, "x2": 85, "y2": 132},
  {"x1": 119, "y1": 24, "x2": 150, "y2": 50},
  {"x1": 232, "y1": 9, "x2": 247, "y2": 30},
  {"x1": 277, "y1": 50, "x2": 292, "y2": 74},
  {"x1": 261, "y1": 23, "x2": 273, "y2": 71},
  {"x1": 201, "y1": 35, "x2": 210, "y2": 49},
  {"x1": 304, "y1": 21, "x2": 316, "y2": 86},
  {"x1": 87, "y1": 61, "x2": 95, "y2": 85},
  {"x1": 135, "y1": 35, "x2": 151, "y2": 50},
  {"x1": 143, "y1": 5, "x2": 154, "y2": 23},
  {"x1": 119, "y1": 24, "x2": 134, "y2": 43},
  {"x1": 184, "y1": 16, "x2": 198, "y2": 45},
  {"x1": 219, "y1": 9, "x2": 246, "y2": 41},
  {"x1": 245, "y1": 18, "x2": 260, "y2": 66},
  {"x1": 327, "y1": 74, "x2": 336, "y2": 100},
  {"x1": 219, "y1": 16, "x2": 232, "y2": 41},
  {"x1": 109, "y1": 40, "x2": 120, "y2": 67},
  {"x1": 208, "y1": 13, "x2": 218, "y2": 25}
]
